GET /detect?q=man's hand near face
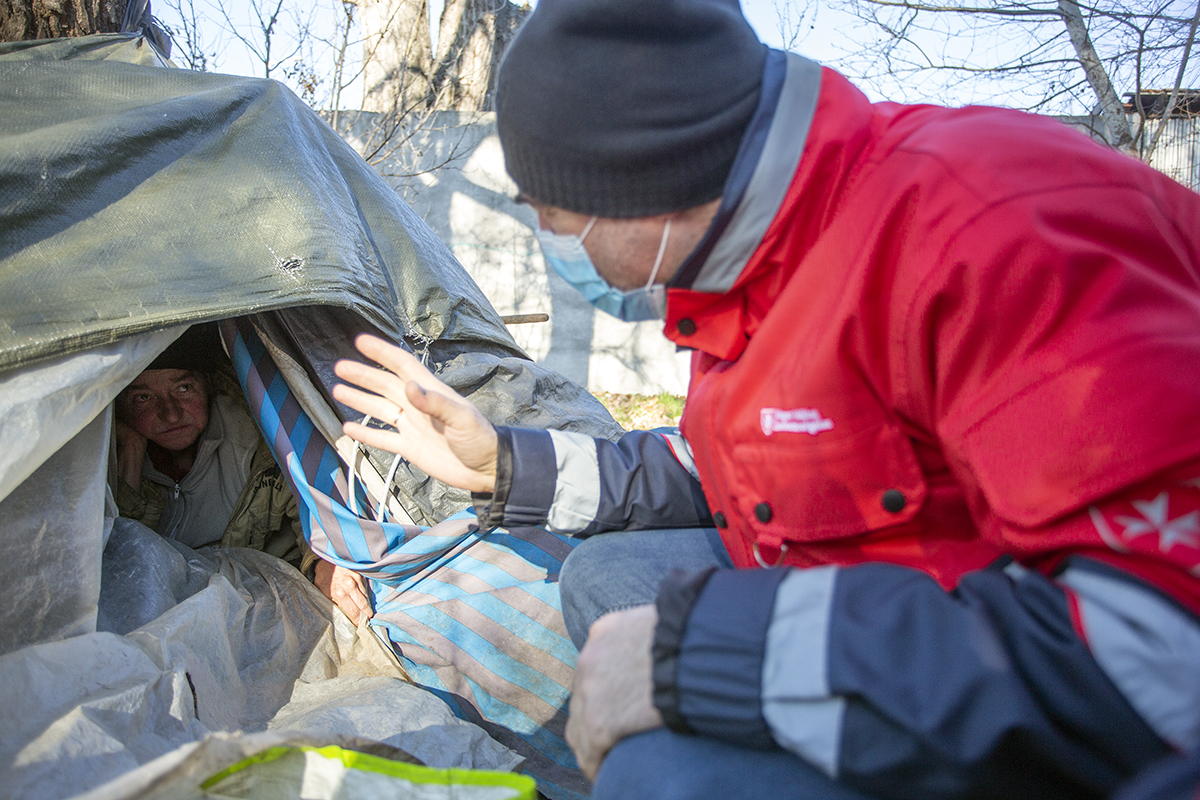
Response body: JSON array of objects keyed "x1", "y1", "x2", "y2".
[
  {"x1": 115, "y1": 418, "x2": 149, "y2": 492},
  {"x1": 566, "y1": 604, "x2": 665, "y2": 780}
]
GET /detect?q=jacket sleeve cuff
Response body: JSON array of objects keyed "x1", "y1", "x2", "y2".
[
  {"x1": 652, "y1": 567, "x2": 717, "y2": 735},
  {"x1": 300, "y1": 549, "x2": 322, "y2": 582},
  {"x1": 652, "y1": 567, "x2": 789, "y2": 749},
  {"x1": 472, "y1": 427, "x2": 559, "y2": 528},
  {"x1": 472, "y1": 426, "x2": 515, "y2": 528}
]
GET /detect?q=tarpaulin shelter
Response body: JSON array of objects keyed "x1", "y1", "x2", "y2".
[{"x1": 0, "y1": 32, "x2": 622, "y2": 800}]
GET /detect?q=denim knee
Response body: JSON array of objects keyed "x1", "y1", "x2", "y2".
[{"x1": 560, "y1": 528, "x2": 731, "y2": 648}]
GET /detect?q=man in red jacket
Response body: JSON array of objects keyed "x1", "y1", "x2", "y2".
[{"x1": 332, "y1": 0, "x2": 1200, "y2": 797}]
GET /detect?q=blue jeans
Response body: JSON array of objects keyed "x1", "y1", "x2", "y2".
[
  {"x1": 561, "y1": 532, "x2": 883, "y2": 800},
  {"x1": 593, "y1": 729, "x2": 879, "y2": 800},
  {"x1": 558, "y1": 527, "x2": 732, "y2": 649},
  {"x1": 559, "y1": 529, "x2": 879, "y2": 800}
]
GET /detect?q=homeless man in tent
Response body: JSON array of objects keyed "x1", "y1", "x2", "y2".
[
  {"x1": 98, "y1": 316, "x2": 609, "y2": 800},
  {"x1": 111, "y1": 323, "x2": 371, "y2": 623}
]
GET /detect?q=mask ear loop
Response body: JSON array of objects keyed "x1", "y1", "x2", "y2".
[
  {"x1": 579, "y1": 216, "x2": 598, "y2": 243},
  {"x1": 644, "y1": 219, "x2": 671, "y2": 289}
]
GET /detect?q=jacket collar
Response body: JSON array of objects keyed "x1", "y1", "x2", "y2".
[
  {"x1": 670, "y1": 50, "x2": 820, "y2": 295},
  {"x1": 663, "y1": 55, "x2": 874, "y2": 362}
]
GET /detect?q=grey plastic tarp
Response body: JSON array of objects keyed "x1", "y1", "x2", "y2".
[
  {"x1": 0, "y1": 32, "x2": 626, "y2": 799},
  {"x1": 0, "y1": 335, "x2": 517, "y2": 800},
  {"x1": 0, "y1": 31, "x2": 622, "y2": 526},
  {"x1": 3, "y1": 515, "x2": 523, "y2": 800},
  {"x1": 0, "y1": 32, "x2": 512, "y2": 371}
]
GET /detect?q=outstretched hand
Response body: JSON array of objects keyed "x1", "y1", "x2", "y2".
[{"x1": 332, "y1": 334, "x2": 498, "y2": 494}]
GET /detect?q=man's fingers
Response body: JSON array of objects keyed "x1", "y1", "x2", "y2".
[
  {"x1": 333, "y1": 376, "x2": 462, "y2": 433},
  {"x1": 332, "y1": 383, "x2": 409, "y2": 425},
  {"x1": 336, "y1": 341, "x2": 466, "y2": 431},
  {"x1": 405, "y1": 381, "x2": 466, "y2": 427},
  {"x1": 354, "y1": 334, "x2": 434, "y2": 385},
  {"x1": 333, "y1": 359, "x2": 408, "y2": 401},
  {"x1": 346, "y1": 573, "x2": 373, "y2": 620},
  {"x1": 342, "y1": 421, "x2": 406, "y2": 453},
  {"x1": 334, "y1": 588, "x2": 370, "y2": 623},
  {"x1": 565, "y1": 606, "x2": 662, "y2": 782},
  {"x1": 330, "y1": 567, "x2": 373, "y2": 623},
  {"x1": 335, "y1": 595, "x2": 366, "y2": 624},
  {"x1": 566, "y1": 696, "x2": 602, "y2": 780},
  {"x1": 353, "y1": 335, "x2": 468, "y2": 402}
]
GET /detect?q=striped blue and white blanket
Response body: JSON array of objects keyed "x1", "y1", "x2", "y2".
[{"x1": 222, "y1": 319, "x2": 587, "y2": 800}]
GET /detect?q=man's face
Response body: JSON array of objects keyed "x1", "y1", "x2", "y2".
[
  {"x1": 530, "y1": 203, "x2": 702, "y2": 291},
  {"x1": 119, "y1": 369, "x2": 210, "y2": 452}
]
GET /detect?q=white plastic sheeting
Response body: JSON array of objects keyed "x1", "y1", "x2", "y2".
[
  {"x1": 0, "y1": 518, "x2": 520, "y2": 800},
  {"x1": 0, "y1": 410, "x2": 111, "y2": 657},
  {"x1": 0, "y1": 327, "x2": 181, "y2": 505},
  {"x1": 0, "y1": 329, "x2": 183, "y2": 656}
]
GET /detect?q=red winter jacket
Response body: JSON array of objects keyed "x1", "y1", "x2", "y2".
[{"x1": 665, "y1": 66, "x2": 1200, "y2": 614}]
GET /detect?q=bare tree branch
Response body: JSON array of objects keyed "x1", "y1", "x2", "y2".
[
  {"x1": 216, "y1": 0, "x2": 309, "y2": 78},
  {"x1": 156, "y1": 0, "x2": 214, "y2": 70},
  {"x1": 1059, "y1": 0, "x2": 1134, "y2": 150},
  {"x1": 1146, "y1": 0, "x2": 1200, "y2": 157},
  {"x1": 832, "y1": 0, "x2": 1198, "y2": 163}
]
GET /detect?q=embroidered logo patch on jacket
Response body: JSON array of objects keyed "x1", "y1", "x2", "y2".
[
  {"x1": 1089, "y1": 486, "x2": 1200, "y2": 569},
  {"x1": 760, "y1": 408, "x2": 835, "y2": 437}
]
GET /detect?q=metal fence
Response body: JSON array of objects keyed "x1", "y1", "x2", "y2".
[
  {"x1": 1057, "y1": 111, "x2": 1200, "y2": 193},
  {"x1": 1142, "y1": 115, "x2": 1200, "y2": 192}
]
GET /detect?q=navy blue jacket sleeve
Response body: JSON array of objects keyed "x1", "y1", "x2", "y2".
[
  {"x1": 652, "y1": 561, "x2": 1173, "y2": 800},
  {"x1": 473, "y1": 425, "x2": 711, "y2": 535}
]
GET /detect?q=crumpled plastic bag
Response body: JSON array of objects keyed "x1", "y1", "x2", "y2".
[
  {"x1": 1, "y1": 518, "x2": 521, "y2": 800},
  {"x1": 201, "y1": 744, "x2": 535, "y2": 800},
  {"x1": 71, "y1": 732, "x2": 532, "y2": 800}
]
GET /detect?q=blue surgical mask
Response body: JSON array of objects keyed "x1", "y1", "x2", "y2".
[{"x1": 536, "y1": 217, "x2": 671, "y2": 322}]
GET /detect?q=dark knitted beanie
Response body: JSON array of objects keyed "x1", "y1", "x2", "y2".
[
  {"x1": 147, "y1": 322, "x2": 223, "y2": 374},
  {"x1": 496, "y1": 0, "x2": 767, "y2": 218}
]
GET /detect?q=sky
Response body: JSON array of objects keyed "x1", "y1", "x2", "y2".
[
  {"x1": 162, "y1": 0, "x2": 1197, "y2": 117},
  {"x1": 166, "y1": 0, "x2": 885, "y2": 106}
]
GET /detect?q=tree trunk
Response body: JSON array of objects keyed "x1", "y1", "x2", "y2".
[
  {"x1": 1145, "y1": 0, "x2": 1200, "y2": 162},
  {"x1": 430, "y1": 0, "x2": 524, "y2": 111},
  {"x1": 361, "y1": 0, "x2": 434, "y2": 115},
  {"x1": 1057, "y1": 0, "x2": 1136, "y2": 154},
  {"x1": 0, "y1": 0, "x2": 125, "y2": 42},
  {"x1": 361, "y1": 0, "x2": 525, "y2": 114}
]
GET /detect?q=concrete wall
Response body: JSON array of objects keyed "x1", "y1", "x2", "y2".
[{"x1": 342, "y1": 110, "x2": 691, "y2": 395}]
